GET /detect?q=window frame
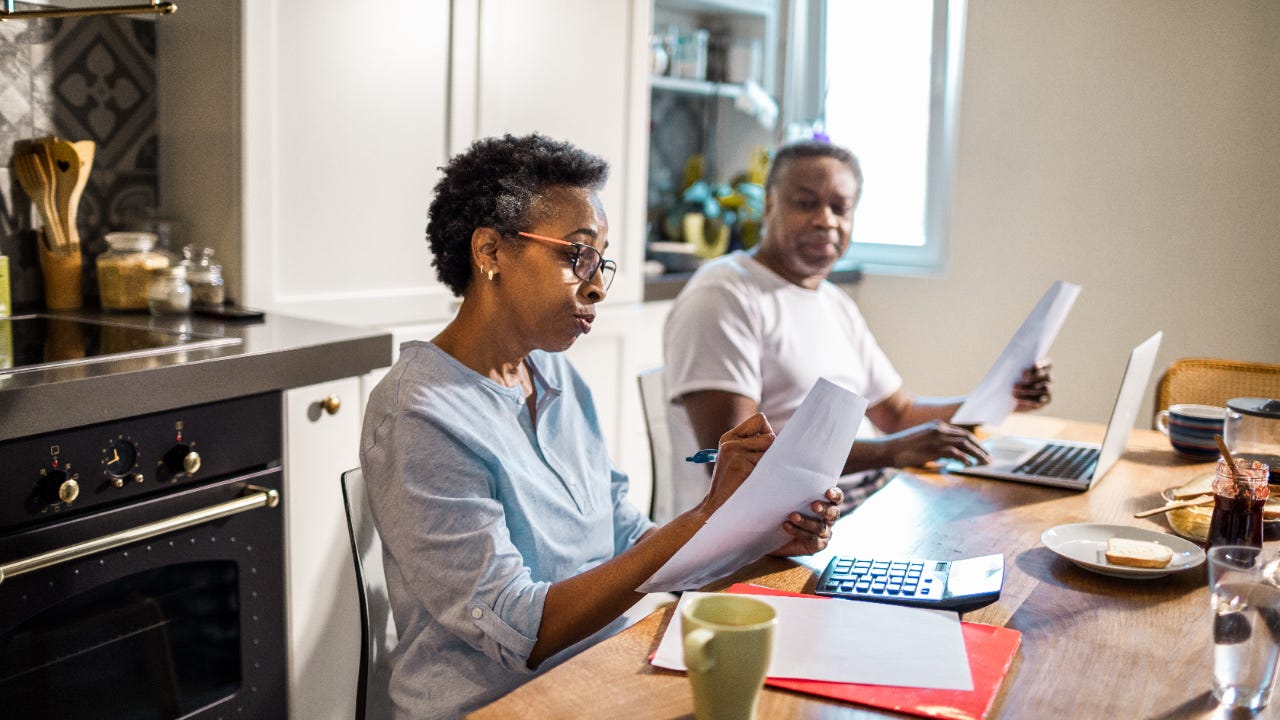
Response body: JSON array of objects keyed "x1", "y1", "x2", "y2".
[{"x1": 798, "y1": 0, "x2": 967, "y2": 276}]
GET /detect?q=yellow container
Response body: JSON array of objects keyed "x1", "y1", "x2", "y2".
[
  {"x1": 97, "y1": 232, "x2": 169, "y2": 311},
  {"x1": 0, "y1": 254, "x2": 11, "y2": 316}
]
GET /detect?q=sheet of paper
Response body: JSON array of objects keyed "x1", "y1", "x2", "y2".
[
  {"x1": 651, "y1": 592, "x2": 973, "y2": 690},
  {"x1": 638, "y1": 378, "x2": 867, "y2": 593},
  {"x1": 951, "y1": 280, "x2": 1080, "y2": 426}
]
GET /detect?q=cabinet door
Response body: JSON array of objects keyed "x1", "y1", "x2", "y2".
[
  {"x1": 283, "y1": 376, "x2": 363, "y2": 720},
  {"x1": 458, "y1": 0, "x2": 652, "y2": 305},
  {"x1": 241, "y1": 0, "x2": 455, "y2": 326}
]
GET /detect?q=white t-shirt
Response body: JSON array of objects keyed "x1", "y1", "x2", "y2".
[{"x1": 658, "y1": 251, "x2": 902, "y2": 522}]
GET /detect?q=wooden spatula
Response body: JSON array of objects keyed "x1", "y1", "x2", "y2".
[{"x1": 48, "y1": 138, "x2": 88, "y2": 250}]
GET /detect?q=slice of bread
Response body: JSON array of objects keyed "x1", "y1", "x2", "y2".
[{"x1": 1105, "y1": 537, "x2": 1174, "y2": 568}]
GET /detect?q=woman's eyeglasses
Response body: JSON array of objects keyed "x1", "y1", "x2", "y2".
[{"x1": 517, "y1": 231, "x2": 616, "y2": 291}]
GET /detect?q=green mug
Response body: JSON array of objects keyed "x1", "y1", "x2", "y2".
[{"x1": 681, "y1": 594, "x2": 777, "y2": 720}]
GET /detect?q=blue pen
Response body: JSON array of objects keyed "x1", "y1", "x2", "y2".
[{"x1": 685, "y1": 448, "x2": 718, "y2": 464}]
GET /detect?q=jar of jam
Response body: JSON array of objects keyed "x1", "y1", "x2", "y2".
[{"x1": 1207, "y1": 457, "x2": 1271, "y2": 548}]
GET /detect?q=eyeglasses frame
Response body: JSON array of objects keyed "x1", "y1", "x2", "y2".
[{"x1": 516, "y1": 231, "x2": 617, "y2": 290}]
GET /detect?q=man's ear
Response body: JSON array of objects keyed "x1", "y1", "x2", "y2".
[{"x1": 471, "y1": 227, "x2": 503, "y2": 276}]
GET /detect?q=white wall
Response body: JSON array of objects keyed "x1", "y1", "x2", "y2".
[{"x1": 848, "y1": 1, "x2": 1280, "y2": 428}]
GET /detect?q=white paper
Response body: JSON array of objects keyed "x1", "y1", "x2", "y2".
[
  {"x1": 638, "y1": 378, "x2": 867, "y2": 593},
  {"x1": 651, "y1": 592, "x2": 973, "y2": 690},
  {"x1": 951, "y1": 280, "x2": 1080, "y2": 426}
]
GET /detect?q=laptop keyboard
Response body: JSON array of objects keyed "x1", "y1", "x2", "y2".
[{"x1": 1013, "y1": 443, "x2": 1099, "y2": 479}]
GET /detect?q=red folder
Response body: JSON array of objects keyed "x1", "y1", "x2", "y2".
[{"x1": 726, "y1": 583, "x2": 1021, "y2": 720}]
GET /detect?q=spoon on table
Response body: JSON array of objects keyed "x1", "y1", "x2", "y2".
[{"x1": 1133, "y1": 494, "x2": 1214, "y2": 518}]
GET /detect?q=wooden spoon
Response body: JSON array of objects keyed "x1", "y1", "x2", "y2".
[
  {"x1": 65, "y1": 140, "x2": 95, "y2": 249},
  {"x1": 12, "y1": 148, "x2": 65, "y2": 252},
  {"x1": 1133, "y1": 494, "x2": 1214, "y2": 518},
  {"x1": 1216, "y1": 435, "x2": 1240, "y2": 477}
]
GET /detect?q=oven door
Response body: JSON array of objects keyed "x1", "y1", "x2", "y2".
[{"x1": 0, "y1": 468, "x2": 286, "y2": 720}]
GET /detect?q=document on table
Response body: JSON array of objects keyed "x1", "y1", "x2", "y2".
[
  {"x1": 951, "y1": 280, "x2": 1080, "y2": 426},
  {"x1": 637, "y1": 378, "x2": 867, "y2": 593},
  {"x1": 651, "y1": 591, "x2": 973, "y2": 691}
]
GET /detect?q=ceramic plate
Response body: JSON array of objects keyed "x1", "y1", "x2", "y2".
[{"x1": 1040, "y1": 523, "x2": 1205, "y2": 579}]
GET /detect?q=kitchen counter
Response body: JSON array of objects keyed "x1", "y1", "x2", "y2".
[{"x1": 0, "y1": 310, "x2": 393, "y2": 441}]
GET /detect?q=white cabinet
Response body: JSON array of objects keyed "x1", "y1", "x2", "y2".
[
  {"x1": 283, "y1": 376, "x2": 363, "y2": 720},
  {"x1": 453, "y1": 0, "x2": 653, "y2": 306},
  {"x1": 160, "y1": 0, "x2": 652, "y2": 322},
  {"x1": 159, "y1": 0, "x2": 456, "y2": 328}
]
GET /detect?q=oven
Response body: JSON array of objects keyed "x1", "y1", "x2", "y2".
[{"x1": 0, "y1": 392, "x2": 286, "y2": 719}]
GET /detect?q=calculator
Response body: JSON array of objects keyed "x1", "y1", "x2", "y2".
[{"x1": 815, "y1": 553, "x2": 1004, "y2": 613}]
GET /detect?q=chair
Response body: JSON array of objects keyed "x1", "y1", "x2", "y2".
[
  {"x1": 638, "y1": 367, "x2": 714, "y2": 526},
  {"x1": 340, "y1": 467, "x2": 398, "y2": 720},
  {"x1": 1154, "y1": 358, "x2": 1280, "y2": 418},
  {"x1": 637, "y1": 368, "x2": 674, "y2": 524}
]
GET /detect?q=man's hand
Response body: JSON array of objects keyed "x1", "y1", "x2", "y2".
[{"x1": 883, "y1": 420, "x2": 991, "y2": 468}]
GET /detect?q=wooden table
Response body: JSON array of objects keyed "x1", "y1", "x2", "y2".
[{"x1": 470, "y1": 416, "x2": 1246, "y2": 719}]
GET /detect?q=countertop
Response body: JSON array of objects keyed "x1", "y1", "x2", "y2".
[{"x1": 0, "y1": 310, "x2": 394, "y2": 441}]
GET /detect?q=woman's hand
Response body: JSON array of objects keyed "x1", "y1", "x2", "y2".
[
  {"x1": 771, "y1": 486, "x2": 843, "y2": 557},
  {"x1": 695, "y1": 413, "x2": 775, "y2": 517},
  {"x1": 1013, "y1": 360, "x2": 1053, "y2": 412}
]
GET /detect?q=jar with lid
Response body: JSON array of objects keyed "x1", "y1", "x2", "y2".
[
  {"x1": 183, "y1": 245, "x2": 226, "y2": 311},
  {"x1": 147, "y1": 264, "x2": 192, "y2": 316},
  {"x1": 96, "y1": 232, "x2": 170, "y2": 311},
  {"x1": 1226, "y1": 398, "x2": 1280, "y2": 481}
]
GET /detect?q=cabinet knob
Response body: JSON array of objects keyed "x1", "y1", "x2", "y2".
[{"x1": 319, "y1": 394, "x2": 342, "y2": 415}]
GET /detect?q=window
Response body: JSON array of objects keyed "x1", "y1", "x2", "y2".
[{"x1": 801, "y1": 1, "x2": 966, "y2": 274}]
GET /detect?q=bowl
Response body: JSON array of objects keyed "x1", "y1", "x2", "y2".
[{"x1": 1161, "y1": 487, "x2": 1211, "y2": 543}]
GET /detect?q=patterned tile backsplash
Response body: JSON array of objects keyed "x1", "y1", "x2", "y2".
[{"x1": 0, "y1": 7, "x2": 158, "y2": 310}]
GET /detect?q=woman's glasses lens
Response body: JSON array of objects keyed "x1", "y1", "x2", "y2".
[{"x1": 574, "y1": 246, "x2": 615, "y2": 290}]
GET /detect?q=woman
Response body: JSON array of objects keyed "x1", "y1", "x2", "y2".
[{"x1": 360, "y1": 133, "x2": 842, "y2": 719}]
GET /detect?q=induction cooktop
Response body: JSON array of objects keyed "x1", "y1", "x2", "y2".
[{"x1": 0, "y1": 313, "x2": 242, "y2": 375}]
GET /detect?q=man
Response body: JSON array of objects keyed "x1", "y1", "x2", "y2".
[{"x1": 661, "y1": 140, "x2": 1051, "y2": 517}]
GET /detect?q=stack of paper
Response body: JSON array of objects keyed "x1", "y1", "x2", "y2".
[
  {"x1": 639, "y1": 378, "x2": 868, "y2": 592},
  {"x1": 653, "y1": 584, "x2": 1022, "y2": 720}
]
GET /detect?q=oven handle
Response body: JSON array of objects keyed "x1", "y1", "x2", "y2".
[{"x1": 0, "y1": 484, "x2": 280, "y2": 586}]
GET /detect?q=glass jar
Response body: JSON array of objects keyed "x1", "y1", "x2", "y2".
[
  {"x1": 1207, "y1": 457, "x2": 1271, "y2": 549},
  {"x1": 147, "y1": 264, "x2": 192, "y2": 316},
  {"x1": 183, "y1": 246, "x2": 226, "y2": 311},
  {"x1": 96, "y1": 232, "x2": 169, "y2": 311},
  {"x1": 1225, "y1": 398, "x2": 1280, "y2": 482}
]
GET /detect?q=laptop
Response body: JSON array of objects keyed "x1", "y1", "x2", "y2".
[{"x1": 947, "y1": 331, "x2": 1162, "y2": 491}]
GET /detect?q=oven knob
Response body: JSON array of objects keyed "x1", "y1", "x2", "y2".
[
  {"x1": 163, "y1": 445, "x2": 202, "y2": 476},
  {"x1": 59, "y1": 479, "x2": 80, "y2": 504},
  {"x1": 37, "y1": 469, "x2": 79, "y2": 505}
]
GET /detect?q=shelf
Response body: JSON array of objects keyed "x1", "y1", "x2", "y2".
[
  {"x1": 657, "y1": 0, "x2": 774, "y2": 19},
  {"x1": 643, "y1": 267, "x2": 864, "y2": 302},
  {"x1": 650, "y1": 75, "x2": 744, "y2": 98}
]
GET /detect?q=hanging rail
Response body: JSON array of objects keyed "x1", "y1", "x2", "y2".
[{"x1": 1, "y1": 0, "x2": 175, "y2": 20}]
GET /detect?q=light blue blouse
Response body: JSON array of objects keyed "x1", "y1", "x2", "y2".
[{"x1": 359, "y1": 342, "x2": 655, "y2": 719}]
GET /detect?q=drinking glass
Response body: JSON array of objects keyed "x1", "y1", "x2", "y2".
[{"x1": 1208, "y1": 545, "x2": 1280, "y2": 710}]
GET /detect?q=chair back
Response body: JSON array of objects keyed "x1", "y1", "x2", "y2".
[
  {"x1": 1155, "y1": 358, "x2": 1280, "y2": 418},
  {"x1": 340, "y1": 467, "x2": 398, "y2": 720},
  {"x1": 638, "y1": 367, "x2": 716, "y2": 524},
  {"x1": 637, "y1": 368, "x2": 673, "y2": 523}
]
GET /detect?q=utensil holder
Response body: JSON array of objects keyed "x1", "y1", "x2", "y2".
[{"x1": 38, "y1": 241, "x2": 84, "y2": 310}]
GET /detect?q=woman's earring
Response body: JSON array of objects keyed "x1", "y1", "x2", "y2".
[{"x1": 487, "y1": 268, "x2": 495, "y2": 281}]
